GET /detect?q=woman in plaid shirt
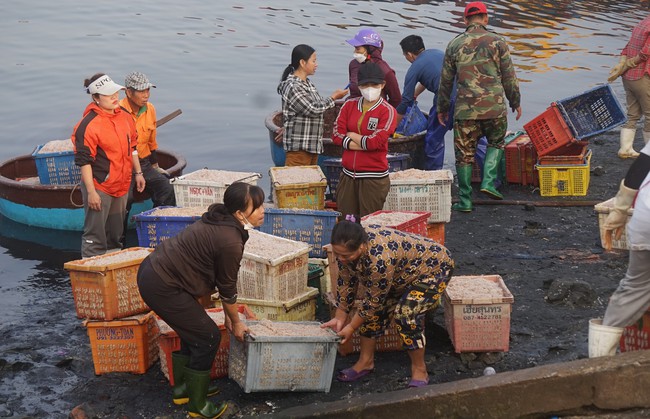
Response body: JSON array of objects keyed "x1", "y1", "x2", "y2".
[{"x1": 277, "y1": 44, "x2": 349, "y2": 166}]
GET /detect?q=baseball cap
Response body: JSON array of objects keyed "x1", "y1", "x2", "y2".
[
  {"x1": 357, "y1": 62, "x2": 385, "y2": 85},
  {"x1": 346, "y1": 28, "x2": 382, "y2": 48},
  {"x1": 124, "y1": 72, "x2": 156, "y2": 91},
  {"x1": 464, "y1": 1, "x2": 488, "y2": 17},
  {"x1": 87, "y1": 75, "x2": 125, "y2": 95}
]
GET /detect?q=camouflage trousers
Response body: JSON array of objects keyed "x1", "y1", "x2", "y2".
[{"x1": 453, "y1": 116, "x2": 508, "y2": 165}]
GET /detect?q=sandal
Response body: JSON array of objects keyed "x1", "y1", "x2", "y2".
[
  {"x1": 336, "y1": 367, "x2": 374, "y2": 382},
  {"x1": 407, "y1": 377, "x2": 429, "y2": 388}
]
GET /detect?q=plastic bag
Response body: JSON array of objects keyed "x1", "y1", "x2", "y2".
[{"x1": 395, "y1": 102, "x2": 428, "y2": 136}]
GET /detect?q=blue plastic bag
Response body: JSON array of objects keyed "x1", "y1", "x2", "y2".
[{"x1": 396, "y1": 102, "x2": 428, "y2": 136}]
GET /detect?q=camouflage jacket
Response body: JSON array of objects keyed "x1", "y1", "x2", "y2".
[{"x1": 437, "y1": 23, "x2": 521, "y2": 120}]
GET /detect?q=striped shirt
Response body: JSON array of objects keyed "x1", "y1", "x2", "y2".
[
  {"x1": 622, "y1": 15, "x2": 650, "y2": 81},
  {"x1": 277, "y1": 74, "x2": 335, "y2": 154}
]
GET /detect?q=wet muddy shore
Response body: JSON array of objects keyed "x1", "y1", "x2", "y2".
[{"x1": 0, "y1": 130, "x2": 642, "y2": 418}]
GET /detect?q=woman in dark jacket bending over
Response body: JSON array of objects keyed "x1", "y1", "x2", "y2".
[{"x1": 137, "y1": 182, "x2": 265, "y2": 419}]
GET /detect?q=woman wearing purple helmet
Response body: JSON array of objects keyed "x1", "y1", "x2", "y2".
[{"x1": 346, "y1": 28, "x2": 402, "y2": 109}]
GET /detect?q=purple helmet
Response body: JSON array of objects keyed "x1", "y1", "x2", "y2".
[{"x1": 346, "y1": 29, "x2": 382, "y2": 48}]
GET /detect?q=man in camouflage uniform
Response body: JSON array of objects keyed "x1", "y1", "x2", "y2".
[{"x1": 437, "y1": 1, "x2": 522, "y2": 212}]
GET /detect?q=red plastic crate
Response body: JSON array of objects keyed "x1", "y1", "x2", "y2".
[
  {"x1": 157, "y1": 305, "x2": 256, "y2": 385},
  {"x1": 426, "y1": 222, "x2": 445, "y2": 245},
  {"x1": 505, "y1": 135, "x2": 539, "y2": 186},
  {"x1": 361, "y1": 210, "x2": 431, "y2": 236},
  {"x1": 524, "y1": 104, "x2": 579, "y2": 157},
  {"x1": 620, "y1": 307, "x2": 650, "y2": 352}
]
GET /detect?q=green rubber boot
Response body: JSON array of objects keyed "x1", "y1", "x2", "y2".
[
  {"x1": 171, "y1": 352, "x2": 219, "y2": 406},
  {"x1": 184, "y1": 366, "x2": 228, "y2": 419},
  {"x1": 452, "y1": 164, "x2": 473, "y2": 212},
  {"x1": 480, "y1": 147, "x2": 504, "y2": 200}
]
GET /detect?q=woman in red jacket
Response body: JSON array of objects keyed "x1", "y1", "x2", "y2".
[
  {"x1": 71, "y1": 73, "x2": 145, "y2": 258},
  {"x1": 332, "y1": 62, "x2": 398, "y2": 220}
]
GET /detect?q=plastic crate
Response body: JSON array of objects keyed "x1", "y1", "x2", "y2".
[
  {"x1": 238, "y1": 230, "x2": 311, "y2": 301},
  {"x1": 395, "y1": 102, "x2": 428, "y2": 136},
  {"x1": 32, "y1": 145, "x2": 81, "y2": 185},
  {"x1": 594, "y1": 197, "x2": 633, "y2": 250},
  {"x1": 157, "y1": 306, "x2": 256, "y2": 385},
  {"x1": 426, "y1": 222, "x2": 445, "y2": 245},
  {"x1": 620, "y1": 307, "x2": 650, "y2": 352},
  {"x1": 308, "y1": 257, "x2": 332, "y2": 296},
  {"x1": 322, "y1": 154, "x2": 412, "y2": 201},
  {"x1": 325, "y1": 293, "x2": 403, "y2": 356},
  {"x1": 63, "y1": 248, "x2": 153, "y2": 320},
  {"x1": 505, "y1": 135, "x2": 539, "y2": 186},
  {"x1": 536, "y1": 150, "x2": 592, "y2": 197},
  {"x1": 221, "y1": 287, "x2": 319, "y2": 322},
  {"x1": 361, "y1": 210, "x2": 431, "y2": 237},
  {"x1": 258, "y1": 207, "x2": 340, "y2": 258},
  {"x1": 171, "y1": 169, "x2": 261, "y2": 207},
  {"x1": 134, "y1": 206, "x2": 204, "y2": 248},
  {"x1": 270, "y1": 166, "x2": 327, "y2": 210},
  {"x1": 537, "y1": 141, "x2": 589, "y2": 166},
  {"x1": 383, "y1": 169, "x2": 453, "y2": 223},
  {"x1": 84, "y1": 311, "x2": 159, "y2": 375},
  {"x1": 443, "y1": 275, "x2": 514, "y2": 353},
  {"x1": 228, "y1": 320, "x2": 340, "y2": 392},
  {"x1": 556, "y1": 84, "x2": 627, "y2": 139},
  {"x1": 524, "y1": 104, "x2": 579, "y2": 157}
]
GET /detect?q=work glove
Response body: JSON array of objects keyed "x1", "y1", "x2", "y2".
[
  {"x1": 608, "y1": 55, "x2": 641, "y2": 83},
  {"x1": 153, "y1": 165, "x2": 171, "y2": 178},
  {"x1": 602, "y1": 180, "x2": 637, "y2": 250}
]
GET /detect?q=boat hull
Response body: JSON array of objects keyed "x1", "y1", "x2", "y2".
[{"x1": 0, "y1": 149, "x2": 186, "y2": 231}]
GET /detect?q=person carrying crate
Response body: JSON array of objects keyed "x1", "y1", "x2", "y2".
[
  {"x1": 437, "y1": 1, "x2": 522, "y2": 212},
  {"x1": 589, "y1": 142, "x2": 650, "y2": 357},
  {"x1": 608, "y1": 14, "x2": 650, "y2": 159}
]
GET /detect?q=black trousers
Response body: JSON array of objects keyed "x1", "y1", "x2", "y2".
[{"x1": 137, "y1": 257, "x2": 219, "y2": 370}]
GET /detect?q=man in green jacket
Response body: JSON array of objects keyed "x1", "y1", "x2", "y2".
[{"x1": 437, "y1": 1, "x2": 522, "y2": 212}]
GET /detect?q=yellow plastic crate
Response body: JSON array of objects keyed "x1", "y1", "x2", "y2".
[
  {"x1": 536, "y1": 149, "x2": 591, "y2": 197},
  {"x1": 269, "y1": 166, "x2": 327, "y2": 210}
]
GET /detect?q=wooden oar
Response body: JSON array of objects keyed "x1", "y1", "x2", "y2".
[{"x1": 156, "y1": 109, "x2": 182, "y2": 127}]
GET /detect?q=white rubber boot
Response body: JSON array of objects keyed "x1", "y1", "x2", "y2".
[
  {"x1": 617, "y1": 128, "x2": 639, "y2": 159},
  {"x1": 643, "y1": 131, "x2": 650, "y2": 145},
  {"x1": 588, "y1": 319, "x2": 624, "y2": 358}
]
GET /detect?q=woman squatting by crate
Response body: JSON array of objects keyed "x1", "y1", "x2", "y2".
[
  {"x1": 322, "y1": 220, "x2": 454, "y2": 388},
  {"x1": 589, "y1": 141, "x2": 650, "y2": 357},
  {"x1": 137, "y1": 182, "x2": 265, "y2": 419}
]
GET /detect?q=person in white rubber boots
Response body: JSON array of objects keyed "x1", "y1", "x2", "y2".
[
  {"x1": 607, "y1": 14, "x2": 650, "y2": 159},
  {"x1": 589, "y1": 142, "x2": 650, "y2": 357}
]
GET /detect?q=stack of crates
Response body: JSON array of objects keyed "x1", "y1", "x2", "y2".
[
  {"x1": 524, "y1": 85, "x2": 626, "y2": 196},
  {"x1": 234, "y1": 229, "x2": 319, "y2": 321},
  {"x1": 322, "y1": 153, "x2": 411, "y2": 201},
  {"x1": 63, "y1": 248, "x2": 159, "y2": 375}
]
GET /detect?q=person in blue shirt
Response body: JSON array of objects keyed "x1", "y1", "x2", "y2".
[{"x1": 396, "y1": 35, "x2": 455, "y2": 170}]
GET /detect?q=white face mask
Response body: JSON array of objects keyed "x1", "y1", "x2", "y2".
[
  {"x1": 241, "y1": 213, "x2": 254, "y2": 230},
  {"x1": 353, "y1": 53, "x2": 367, "y2": 64},
  {"x1": 360, "y1": 86, "x2": 382, "y2": 102}
]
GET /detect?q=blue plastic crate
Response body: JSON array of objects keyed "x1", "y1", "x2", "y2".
[
  {"x1": 258, "y1": 208, "x2": 340, "y2": 258},
  {"x1": 395, "y1": 102, "x2": 428, "y2": 136},
  {"x1": 322, "y1": 153, "x2": 411, "y2": 201},
  {"x1": 32, "y1": 145, "x2": 81, "y2": 185},
  {"x1": 134, "y1": 206, "x2": 202, "y2": 248},
  {"x1": 555, "y1": 85, "x2": 627, "y2": 139}
]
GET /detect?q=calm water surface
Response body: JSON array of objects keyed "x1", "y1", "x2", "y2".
[{"x1": 0, "y1": 0, "x2": 646, "y2": 414}]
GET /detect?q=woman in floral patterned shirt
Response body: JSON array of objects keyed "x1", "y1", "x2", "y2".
[{"x1": 322, "y1": 221, "x2": 454, "y2": 388}]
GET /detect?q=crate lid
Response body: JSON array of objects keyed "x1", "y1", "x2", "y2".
[
  {"x1": 83, "y1": 311, "x2": 155, "y2": 328},
  {"x1": 594, "y1": 197, "x2": 634, "y2": 216},
  {"x1": 63, "y1": 247, "x2": 153, "y2": 272},
  {"x1": 133, "y1": 205, "x2": 207, "y2": 221},
  {"x1": 269, "y1": 165, "x2": 327, "y2": 187},
  {"x1": 171, "y1": 169, "x2": 261, "y2": 186},
  {"x1": 388, "y1": 168, "x2": 453, "y2": 184},
  {"x1": 444, "y1": 275, "x2": 514, "y2": 304}
]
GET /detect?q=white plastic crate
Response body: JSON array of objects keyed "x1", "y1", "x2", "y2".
[
  {"x1": 383, "y1": 169, "x2": 453, "y2": 223},
  {"x1": 237, "y1": 230, "x2": 310, "y2": 301},
  {"x1": 228, "y1": 321, "x2": 339, "y2": 392},
  {"x1": 594, "y1": 197, "x2": 633, "y2": 250},
  {"x1": 171, "y1": 169, "x2": 261, "y2": 207}
]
